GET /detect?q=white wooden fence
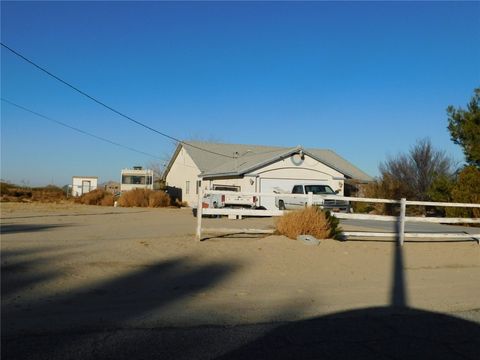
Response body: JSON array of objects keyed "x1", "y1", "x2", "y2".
[{"x1": 195, "y1": 188, "x2": 480, "y2": 245}]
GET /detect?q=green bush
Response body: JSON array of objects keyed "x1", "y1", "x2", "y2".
[{"x1": 446, "y1": 166, "x2": 480, "y2": 218}]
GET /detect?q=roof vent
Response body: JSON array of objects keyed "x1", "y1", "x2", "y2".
[{"x1": 133, "y1": 166, "x2": 143, "y2": 170}]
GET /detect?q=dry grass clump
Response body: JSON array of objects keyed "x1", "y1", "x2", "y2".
[
  {"x1": 1, "y1": 182, "x2": 16, "y2": 195},
  {"x1": 276, "y1": 207, "x2": 341, "y2": 240},
  {"x1": 118, "y1": 189, "x2": 148, "y2": 207},
  {"x1": 148, "y1": 190, "x2": 171, "y2": 207},
  {"x1": 31, "y1": 185, "x2": 66, "y2": 202},
  {"x1": 118, "y1": 189, "x2": 170, "y2": 208},
  {"x1": 74, "y1": 189, "x2": 114, "y2": 206}
]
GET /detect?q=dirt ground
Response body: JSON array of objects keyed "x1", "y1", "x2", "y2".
[{"x1": 2, "y1": 202, "x2": 479, "y2": 336}]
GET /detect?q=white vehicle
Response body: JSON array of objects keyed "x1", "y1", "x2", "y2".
[
  {"x1": 202, "y1": 185, "x2": 258, "y2": 209},
  {"x1": 275, "y1": 184, "x2": 350, "y2": 212}
]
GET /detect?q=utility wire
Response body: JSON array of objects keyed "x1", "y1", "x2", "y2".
[
  {"x1": 2, "y1": 98, "x2": 163, "y2": 160},
  {"x1": 1, "y1": 42, "x2": 233, "y2": 159}
]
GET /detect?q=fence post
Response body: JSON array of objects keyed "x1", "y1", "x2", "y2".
[
  {"x1": 307, "y1": 192, "x2": 313, "y2": 207},
  {"x1": 196, "y1": 186, "x2": 204, "y2": 241},
  {"x1": 399, "y1": 198, "x2": 406, "y2": 246}
]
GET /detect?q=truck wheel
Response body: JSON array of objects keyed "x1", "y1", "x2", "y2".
[{"x1": 279, "y1": 200, "x2": 286, "y2": 210}]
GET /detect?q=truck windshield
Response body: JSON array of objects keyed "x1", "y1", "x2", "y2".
[{"x1": 304, "y1": 185, "x2": 336, "y2": 194}]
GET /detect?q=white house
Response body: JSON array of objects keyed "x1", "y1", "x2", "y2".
[
  {"x1": 72, "y1": 176, "x2": 98, "y2": 197},
  {"x1": 120, "y1": 167, "x2": 154, "y2": 192},
  {"x1": 163, "y1": 142, "x2": 372, "y2": 209}
]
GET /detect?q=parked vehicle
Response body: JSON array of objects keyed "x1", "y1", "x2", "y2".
[
  {"x1": 275, "y1": 184, "x2": 350, "y2": 212},
  {"x1": 202, "y1": 185, "x2": 258, "y2": 209}
]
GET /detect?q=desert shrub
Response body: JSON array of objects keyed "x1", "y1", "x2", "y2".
[
  {"x1": 118, "y1": 189, "x2": 171, "y2": 208},
  {"x1": 75, "y1": 189, "x2": 113, "y2": 206},
  {"x1": 351, "y1": 200, "x2": 376, "y2": 214},
  {"x1": 0, "y1": 182, "x2": 69, "y2": 203},
  {"x1": 0, "y1": 187, "x2": 32, "y2": 202},
  {"x1": 351, "y1": 180, "x2": 382, "y2": 214},
  {"x1": 351, "y1": 177, "x2": 401, "y2": 215},
  {"x1": 31, "y1": 185, "x2": 66, "y2": 202},
  {"x1": 148, "y1": 191, "x2": 170, "y2": 207},
  {"x1": 118, "y1": 189, "x2": 148, "y2": 207},
  {"x1": 275, "y1": 207, "x2": 341, "y2": 240},
  {"x1": 100, "y1": 193, "x2": 115, "y2": 206},
  {"x1": 0, "y1": 182, "x2": 16, "y2": 195}
]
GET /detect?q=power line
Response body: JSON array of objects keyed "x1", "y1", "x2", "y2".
[
  {"x1": 1, "y1": 42, "x2": 233, "y2": 159},
  {"x1": 2, "y1": 98, "x2": 163, "y2": 160}
]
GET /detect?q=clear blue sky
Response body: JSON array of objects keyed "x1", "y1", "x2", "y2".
[{"x1": 1, "y1": 1, "x2": 479, "y2": 186}]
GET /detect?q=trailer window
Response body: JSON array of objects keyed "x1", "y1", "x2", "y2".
[
  {"x1": 122, "y1": 176, "x2": 146, "y2": 184},
  {"x1": 122, "y1": 175, "x2": 152, "y2": 185}
]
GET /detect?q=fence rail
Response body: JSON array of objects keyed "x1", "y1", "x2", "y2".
[{"x1": 195, "y1": 188, "x2": 480, "y2": 245}]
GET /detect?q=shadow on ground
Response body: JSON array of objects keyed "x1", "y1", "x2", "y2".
[
  {"x1": 2, "y1": 233, "x2": 479, "y2": 359},
  {"x1": 217, "y1": 307, "x2": 479, "y2": 360},
  {"x1": 1, "y1": 246, "x2": 87, "y2": 297},
  {"x1": 2, "y1": 255, "x2": 240, "y2": 359},
  {"x1": 0, "y1": 223, "x2": 70, "y2": 234},
  {"x1": 3, "y1": 211, "x2": 149, "y2": 220},
  {"x1": 215, "y1": 241, "x2": 479, "y2": 359}
]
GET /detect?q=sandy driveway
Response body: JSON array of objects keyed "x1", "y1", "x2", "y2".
[{"x1": 2, "y1": 202, "x2": 479, "y2": 336}]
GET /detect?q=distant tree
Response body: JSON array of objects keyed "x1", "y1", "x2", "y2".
[
  {"x1": 427, "y1": 174, "x2": 455, "y2": 203},
  {"x1": 448, "y1": 166, "x2": 480, "y2": 217},
  {"x1": 447, "y1": 88, "x2": 480, "y2": 167},
  {"x1": 146, "y1": 161, "x2": 165, "y2": 179},
  {"x1": 379, "y1": 138, "x2": 454, "y2": 201},
  {"x1": 426, "y1": 174, "x2": 456, "y2": 216}
]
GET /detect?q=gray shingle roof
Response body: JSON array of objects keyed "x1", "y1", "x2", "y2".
[
  {"x1": 306, "y1": 148, "x2": 373, "y2": 182},
  {"x1": 174, "y1": 141, "x2": 372, "y2": 182}
]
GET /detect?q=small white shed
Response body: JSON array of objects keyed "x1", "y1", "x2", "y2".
[{"x1": 72, "y1": 176, "x2": 98, "y2": 197}]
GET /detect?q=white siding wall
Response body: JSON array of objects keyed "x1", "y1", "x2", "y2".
[
  {"x1": 72, "y1": 177, "x2": 98, "y2": 197},
  {"x1": 165, "y1": 147, "x2": 201, "y2": 206}
]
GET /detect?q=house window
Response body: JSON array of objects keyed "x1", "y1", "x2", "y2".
[
  {"x1": 186, "y1": 181, "x2": 190, "y2": 195},
  {"x1": 196, "y1": 180, "x2": 201, "y2": 194}
]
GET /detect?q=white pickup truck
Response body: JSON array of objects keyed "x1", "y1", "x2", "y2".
[
  {"x1": 275, "y1": 184, "x2": 350, "y2": 212},
  {"x1": 202, "y1": 185, "x2": 258, "y2": 209}
]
